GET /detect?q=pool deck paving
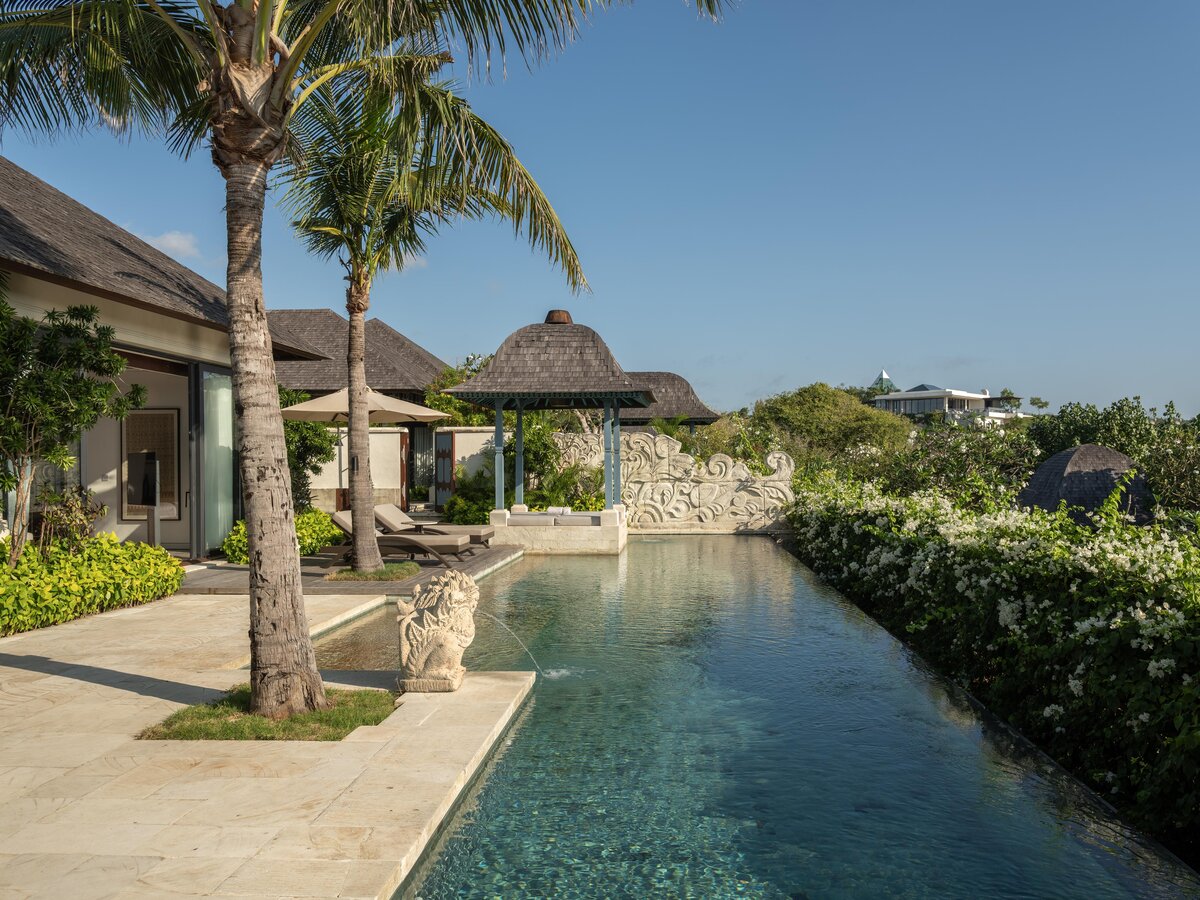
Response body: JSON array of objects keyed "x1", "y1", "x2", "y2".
[
  {"x1": 0, "y1": 552, "x2": 532, "y2": 899},
  {"x1": 177, "y1": 545, "x2": 522, "y2": 597}
]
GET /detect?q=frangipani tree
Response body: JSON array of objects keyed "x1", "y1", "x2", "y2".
[
  {"x1": 0, "y1": 0, "x2": 725, "y2": 717},
  {"x1": 281, "y1": 79, "x2": 584, "y2": 570}
]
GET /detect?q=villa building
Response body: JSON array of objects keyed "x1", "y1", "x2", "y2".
[
  {"x1": 620, "y1": 371, "x2": 720, "y2": 432},
  {"x1": 0, "y1": 156, "x2": 325, "y2": 557},
  {"x1": 872, "y1": 379, "x2": 1023, "y2": 425},
  {"x1": 269, "y1": 308, "x2": 449, "y2": 502}
]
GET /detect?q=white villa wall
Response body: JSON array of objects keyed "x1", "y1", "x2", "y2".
[
  {"x1": 442, "y1": 427, "x2": 497, "y2": 477},
  {"x1": 310, "y1": 427, "x2": 409, "y2": 512}
]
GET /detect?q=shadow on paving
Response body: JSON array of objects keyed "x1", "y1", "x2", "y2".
[{"x1": 0, "y1": 653, "x2": 223, "y2": 704}]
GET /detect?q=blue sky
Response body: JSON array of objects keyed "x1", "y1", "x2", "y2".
[{"x1": 3, "y1": 1, "x2": 1198, "y2": 414}]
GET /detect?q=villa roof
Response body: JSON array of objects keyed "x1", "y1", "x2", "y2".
[
  {"x1": 270, "y1": 308, "x2": 448, "y2": 396},
  {"x1": 0, "y1": 156, "x2": 324, "y2": 361},
  {"x1": 1017, "y1": 444, "x2": 1153, "y2": 526},
  {"x1": 620, "y1": 372, "x2": 720, "y2": 425},
  {"x1": 444, "y1": 310, "x2": 653, "y2": 410},
  {"x1": 908, "y1": 383, "x2": 943, "y2": 392}
]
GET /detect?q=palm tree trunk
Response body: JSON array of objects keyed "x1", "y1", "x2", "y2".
[
  {"x1": 223, "y1": 160, "x2": 327, "y2": 718},
  {"x1": 346, "y1": 274, "x2": 383, "y2": 571}
]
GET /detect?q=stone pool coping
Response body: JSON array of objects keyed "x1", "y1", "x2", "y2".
[{"x1": 0, "y1": 555, "x2": 533, "y2": 899}]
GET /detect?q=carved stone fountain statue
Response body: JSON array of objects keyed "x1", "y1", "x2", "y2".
[{"x1": 396, "y1": 570, "x2": 480, "y2": 692}]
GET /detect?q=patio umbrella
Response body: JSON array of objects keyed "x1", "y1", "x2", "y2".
[
  {"x1": 281, "y1": 388, "x2": 448, "y2": 492},
  {"x1": 281, "y1": 387, "x2": 447, "y2": 424}
]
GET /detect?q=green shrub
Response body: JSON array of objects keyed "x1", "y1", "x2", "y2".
[
  {"x1": 752, "y1": 382, "x2": 910, "y2": 463},
  {"x1": 850, "y1": 423, "x2": 1042, "y2": 511},
  {"x1": 221, "y1": 508, "x2": 343, "y2": 563},
  {"x1": 1027, "y1": 397, "x2": 1200, "y2": 512},
  {"x1": 788, "y1": 473, "x2": 1200, "y2": 848},
  {"x1": 0, "y1": 534, "x2": 183, "y2": 635}
]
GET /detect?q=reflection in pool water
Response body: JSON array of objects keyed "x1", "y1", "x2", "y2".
[{"x1": 316, "y1": 536, "x2": 1199, "y2": 899}]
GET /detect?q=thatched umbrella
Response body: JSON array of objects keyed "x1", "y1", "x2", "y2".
[{"x1": 1018, "y1": 444, "x2": 1154, "y2": 525}]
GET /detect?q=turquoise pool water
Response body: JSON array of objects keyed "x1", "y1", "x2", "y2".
[{"x1": 316, "y1": 536, "x2": 1199, "y2": 898}]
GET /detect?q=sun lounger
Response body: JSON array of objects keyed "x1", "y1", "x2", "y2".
[
  {"x1": 373, "y1": 503, "x2": 494, "y2": 546},
  {"x1": 324, "y1": 511, "x2": 471, "y2": 569}
]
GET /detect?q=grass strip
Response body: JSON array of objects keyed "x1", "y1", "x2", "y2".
[
  {"x1": 140, "y1": 684, "x2": 396, "y2": 741},
  {"x1": 326, "y1": 561, "x2": 421, "y2": 582}
]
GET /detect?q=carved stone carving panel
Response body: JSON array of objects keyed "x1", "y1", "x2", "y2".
[{"x1": 553, "y1": 433, "x2": 793, "y2": 533}]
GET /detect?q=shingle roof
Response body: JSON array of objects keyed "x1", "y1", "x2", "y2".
[
  {"x1": 0, "y1": 156, "x2": 323, "y2": 361},
  {"x1": 270, "y1": 309, "x2": 448, "y2": 396},
  {"x1": 620, "y1": 372, "x2": 719, "y2": 425},
  {"x1": 444, "y1": 311, "x2": 652, "y2": 410},
  {"x1": 1018, "y1": 444, "x2": 1154, "y2": 526}
]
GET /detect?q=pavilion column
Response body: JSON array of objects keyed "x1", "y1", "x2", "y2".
[
  {"x1": 602, "y1": 400, "x2": 613, "y2": 509},
  {"x1": 514, "y1": 401, "x2": 525, "y2": 507},
  {"x1": 613, "y1": 405, "x2": 623, "y2": 506},
  {"x1": 493, "y1": 400, "x2": 505, "y2": 510}
]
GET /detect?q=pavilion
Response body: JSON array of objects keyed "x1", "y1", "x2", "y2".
[
  {"x1": 621, "y1": 371, "x2": 720, "y2": 431},
  {"x1": 445, "y1": 310, "x2": 652, "y2": 552}
]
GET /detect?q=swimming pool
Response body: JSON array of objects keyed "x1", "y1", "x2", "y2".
[{"x1": 316, "y1": 535, "x2": 1199, "y2": 898}]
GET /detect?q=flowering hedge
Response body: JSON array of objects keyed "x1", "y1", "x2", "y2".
[{"x1": 788, "y1": 473, "x2": 1200, "y2": 844}]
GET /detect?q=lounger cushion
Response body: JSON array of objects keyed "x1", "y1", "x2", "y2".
[
  {"x1": 374, "y1": 503, "x2": 416, "y2": 533},
  {"x1": 554, "y1": 516, "x2": 597, "y2": 527}
]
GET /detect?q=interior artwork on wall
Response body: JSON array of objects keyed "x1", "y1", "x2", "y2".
[{"x1": 121, "y1": 408, "x2": 181, "y2": 521}]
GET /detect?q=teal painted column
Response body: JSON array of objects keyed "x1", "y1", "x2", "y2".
[
  {"x1": 613, "y1": 405, "x2": 622, "y2": 505},
  {"x1": 514, "y1": 401, "x2": 525, "y2": 506},
  {"x1": 602, "y1": 400, "x2": 613, "y2": 509},
  {"x1": 493, "y1": 401, "x2": 505, "y2": 510}
]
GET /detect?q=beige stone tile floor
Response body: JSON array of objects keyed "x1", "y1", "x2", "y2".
[{"x1": 0, "y1": 584, "x2": 534, "y2": 899}]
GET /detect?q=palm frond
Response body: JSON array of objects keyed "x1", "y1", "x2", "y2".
[
  {"x1": 0, "y1": 0, "x2": 207, "y2": 138},
  {"x1": 281, "y1": 66, "x2": 585, "y2": 291}
]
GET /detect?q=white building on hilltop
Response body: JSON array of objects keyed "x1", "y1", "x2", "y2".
[{"x1": 871, "y1": 377, "x2": 1024, "y2": 426}]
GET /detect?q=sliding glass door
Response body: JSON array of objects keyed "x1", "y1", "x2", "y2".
[{"x1": 198, "y1": 368, "x2": 236, "y2": 554}]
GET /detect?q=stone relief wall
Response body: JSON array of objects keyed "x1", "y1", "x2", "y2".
[{"x1": 555, "y1": 433, "x2": 794, "y2": 533}]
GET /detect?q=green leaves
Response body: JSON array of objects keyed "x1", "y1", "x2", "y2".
[
  {"x1": 0, "y1": 296, "x2": 145, "y2": 561},
  {"x1": 221, "y1": 508, "x2": 343, "y2": 563},
  {"x1": 0, "y1": 534, "x2": 183, "y2": 635}
]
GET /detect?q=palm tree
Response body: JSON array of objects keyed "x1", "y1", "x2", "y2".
[
  {"x1": 281, "y1": 80, "x2": 584, "y2": 571},
  {"x1": 0, "y1": 0, "x2": 726, "y2": 716}
]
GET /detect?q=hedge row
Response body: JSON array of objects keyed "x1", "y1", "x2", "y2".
[
  {"x1": 0, "y1": 534, "x2": 184, "y2": 635},
  {"x1": 220, "y1": 508, "x2": 344, "y2": 564},
  {"x1": 788, "y1": 473, "x2": 1200, "y2": 845}
]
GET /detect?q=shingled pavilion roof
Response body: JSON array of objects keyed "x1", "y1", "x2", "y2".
[
  {"x1": 0, "y1": 156, "x2": 323, "y2": 361},
  {"x1": 444, "y1": 310, "x2": 653, "y2": 410},
  {"x1": 1017, "y1": 444, "x2": 1154, "y2": 526},
  {"x1": 270, "y1": 309, "x2": 448, "y2": 399},
  {"x1": 620, "y1": 372, "x2": 719, "y2": 426}
]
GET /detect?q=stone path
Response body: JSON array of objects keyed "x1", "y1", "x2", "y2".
[{"x1": 0, "y1": 564, "x2": 532, "y2": 899}]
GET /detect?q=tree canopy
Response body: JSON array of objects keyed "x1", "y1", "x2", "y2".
[{"x1": 0, "y1": 294, "x2": 145, "y2": 563}]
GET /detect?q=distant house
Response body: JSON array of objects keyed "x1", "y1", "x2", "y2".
[
  {"x1": 871, "y1": 378, "x2": 1023, "y2": 425},
  {"x1": 269, "y1": 308, "x2": 449, "y2": 494},
  {"x1": 621, "y1": 372, "x2": 720, "y2": 432},
  {"x1": 0, "y1": 156, "x2": 325, "y2": 557}
]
